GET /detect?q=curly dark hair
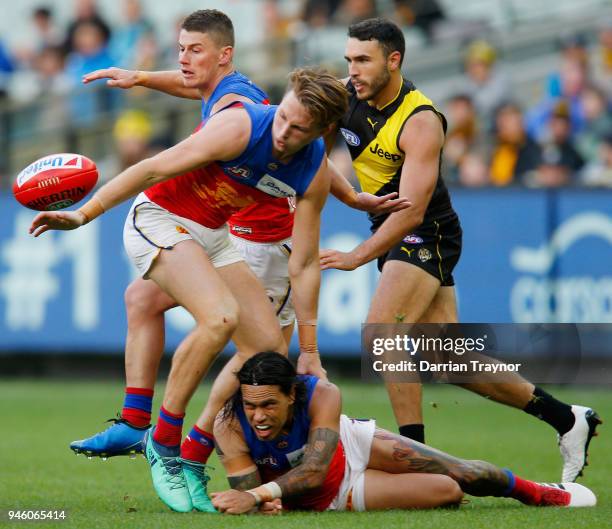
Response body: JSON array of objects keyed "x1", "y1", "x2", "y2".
[{"x1": 221, "y1": 352, "x2": 307, "y2": 422}]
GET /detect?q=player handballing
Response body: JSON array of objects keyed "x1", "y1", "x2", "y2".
[
  {"x1": 65, "y1": 10, "x2": 408, "y2": 512},
  {"x1": 30, "y1": 67, "x2": 349, "y2": 512}
]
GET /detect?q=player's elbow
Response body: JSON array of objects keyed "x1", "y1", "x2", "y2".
[
  {"x1": 288, "y1": 254, "x2": 317, "y2": 280},
  {"x1": 304, "y1": 467, "x2": 328, "y2": 489}
]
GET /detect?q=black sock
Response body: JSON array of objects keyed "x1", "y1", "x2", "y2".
[
  {"x1": 523, "y1": 387, "x2": 575, "y2": 435},
  {"x1": 399, "y1": 424, "x2": 425, "y2": 443}
]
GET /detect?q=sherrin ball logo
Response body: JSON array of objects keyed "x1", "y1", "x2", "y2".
[{"x1": 13, "y1": 153, "x2": 98, "y2": 211}]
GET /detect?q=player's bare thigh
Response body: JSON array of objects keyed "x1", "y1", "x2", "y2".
[
  {"x1": 417, "y1": 286, "x2": 458, "y2": 323},
  {"x1": 367, "y1": 260, "x2": 441, "y2": 324},
  {"x1": 125, "y1": 277, "x2": 177, "y2": 317},
  {"x1": 217, "y1": 260, "x2": 286, "y2": 354},
  {"x1": 363, "y1": 469, "x2": 462, "y2": 510}
]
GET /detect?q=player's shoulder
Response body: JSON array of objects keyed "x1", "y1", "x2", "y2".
[{"x1": 311, "y1": 379, "x2": 341, "y2": 401}]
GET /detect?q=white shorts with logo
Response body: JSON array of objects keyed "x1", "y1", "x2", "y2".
[
  {"x1": 230, "y1": 234, "x2": 295, "y2": 327},
  {"x1": 327, "y1": 414, "x2": 376, "y2": 512},
  {"x1": 123, "y1": 193, "x2": 243, "y2": 277}
]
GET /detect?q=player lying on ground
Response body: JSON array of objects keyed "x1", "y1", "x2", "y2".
[
  {"x1": 210, "y1": 352, "x2": 596, "y2": 514},
  {"x1": 68, "y1": 8, "x2": 409, "y2": 474},
  {"x1": 29, "y1": 67, "x2": 351, "y2": 513},
  {"x1": 320, "y1": 17, "x2": 601, "y2": 482}
]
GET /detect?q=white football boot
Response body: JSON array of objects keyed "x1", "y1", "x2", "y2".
[{"x1": 558, "y1": 405, "x2": 602, "y2": 482}]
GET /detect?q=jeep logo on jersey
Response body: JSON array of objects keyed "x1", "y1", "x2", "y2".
[
  {"x1": 16, "y1": 154, "x2": 83, "y2": 187},
  {"x1": 256, "y1": 174, "x2": 296, "y2": 198},
  {"x1": 369, "y1": 143, "x2": 402, "y2": 162},
  {"x1": 226, "y1": 165, "x2": 251, "y2": 179},
  {"x1": 340, "y1": 128, "x2": 360, "y2": 147}
]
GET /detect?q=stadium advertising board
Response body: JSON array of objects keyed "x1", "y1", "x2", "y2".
[{"x1": 0, "y1": 189, "x2": 610, "y2": 355}]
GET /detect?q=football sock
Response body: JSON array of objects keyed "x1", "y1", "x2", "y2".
[
  {"x1": 180, "y1": 425, "x2": 215, "y2": 463},
  {"x1": 523, "y1": 387, "x2": 575, "y2": 435},
  {"x1": 121, "y1": 387, "x2": 153, "y2": 427},
  {"x1": 153, "y1": 406, "x2": 185, "y2": 448},
  {"x1": 399, "y1": 424, "x2": 425, "y2": 443},
  {"x1": 503, "y1": 470, "x2": 570, "y2": 506}
]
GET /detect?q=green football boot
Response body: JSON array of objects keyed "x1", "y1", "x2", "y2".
[
  {"x1": 144, "y1": 428, "x2": 192, "y2": 512},
  {"x1": 180, "y1": 458, "x2": 218, "y2": 513}
]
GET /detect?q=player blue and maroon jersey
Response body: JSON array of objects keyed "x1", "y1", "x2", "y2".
[
  {"x1": 218, "y1": 104, "x2": 325, "y2": 198},
  {"x1": 200, "y1": 71, "x2": 294, "y2": 241},
  {"x1": 236, "y1": 375, "x2": 346, "y2": 511},
  {"x1": 200, "y1": 71, "x2": 268, "y2": 120}
]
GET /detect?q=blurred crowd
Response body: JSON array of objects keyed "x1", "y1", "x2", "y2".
[
  {"x1": 0, "y1": 0, "x2": 610, "y2": 187},
  {"x1": 441, "y1": 34, "x2": 612, "y2": 188}
]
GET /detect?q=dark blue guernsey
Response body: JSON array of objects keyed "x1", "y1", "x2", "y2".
[
  {"x1": 200, "y1": 71, "x2": 268, "y2": 120},
  {"x1": 218, "y1": 104, "x2": 325, "y2": 198},
  {"x1": 235, "y1": 375, "x2": 346, "y2": 511}
]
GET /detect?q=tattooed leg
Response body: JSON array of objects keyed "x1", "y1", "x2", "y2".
[{"x1": 368, "y1": 428, "x2": 510, "y2": 496}]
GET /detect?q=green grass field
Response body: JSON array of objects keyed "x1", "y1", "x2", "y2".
[{"x1": 1, "y1": 380, "x2": 609, "y2": 528}]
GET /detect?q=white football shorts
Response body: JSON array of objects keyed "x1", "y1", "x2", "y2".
[
  {"x1": 327, "y1": 414, "x2": 376, "y2": 512},
  {"x1": 123, "y1": 193, "x2": 243, "y2": 277},
  {"x1": 230, "y1": 234, "x2": 295, "y2": 327}
]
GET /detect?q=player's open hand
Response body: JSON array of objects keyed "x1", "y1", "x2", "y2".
[
  {"x1": 82, "y1": 67, "x2": 140, "y2": 88},
  {"x1": 29, "y1": 210, "x2": 86, "y2": 237},
  {"x1": 211, "y1": 489, "x2": 257, "y2": 515},
  {"x1": 355, "y1": 191, "x2": 412, "y2": 214},
  {"x1": 320, "y1": 248, "x2": 360, "y2": 271}
]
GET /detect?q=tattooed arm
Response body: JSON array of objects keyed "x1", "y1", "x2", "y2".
[
  {"x1": 259, "y1": 381, "x2": 342, "y2": 498},
  {"x1": 212, "y1": 382, "x2": 342, "y2": 514},
  {"x1": 213, "y1": 411, "x2": 262, "y2": 490}
]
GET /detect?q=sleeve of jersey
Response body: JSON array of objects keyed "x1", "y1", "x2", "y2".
[{"x1": 297, "y1": 137, "x2": 325, "y2": 196}]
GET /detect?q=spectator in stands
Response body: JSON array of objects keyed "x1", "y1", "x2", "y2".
[
  {"x1": 64, "y1": 21, "x2": 115, "y2": 125},
  {"x1": 64, "y1": 0, "x2": 111, "y2": 55},
  {"x1": 489, "y1": 102, "x2": 541, "y2": 186},
  {"x1": 457, "y1": 151, "x2": 490, "y2": 187},
  {"x1": 547, "y1": 34, "x2": 589, "y2": 99},
  {"x1": 332, "y1": 0, "x2": 378, "y2": 26},
  {"x1": 32, "y1": 45, "x2": 72, "y2": 128},
  {"x1": 527, "y1": 57, "x2": 589, "y2": 142},
  {"x1": 442, "y1": 93, "x2": 484, "y2": 183},
  {"x1": 535, "y1": 100, "x2": 584, "y2": 187},
  {"x1": 113, "y1": 109, "x2": 153, "y2": 171},
  {"x1": 393, "y1": 0, "x2": 446, "y2": 41},
  {"x1": 581, "y1": 131, "x2": 612, "y2": 186},
  {"x1": 461, "y1": 40, "x2": 510, "y2": 129},
  {"x1": 109, "y1": 0, "x2": 155, "y2": 68},
  {"x1": 0, "y1": 39, "x2": 15, "y2": 100},
  {"x1": 575, "y1": 84, "x2": 612, "y2": 163},
  {"x1": 301, "y1": 0, "x2": 343, "y2": 28},
  {"x1": 594, "y1": 20, "x2": 612, "y2": 97}
]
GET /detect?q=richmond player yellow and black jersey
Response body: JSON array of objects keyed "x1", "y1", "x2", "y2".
[{"x1": 339, "y1": 78, "x2": 454, "y2": 230}]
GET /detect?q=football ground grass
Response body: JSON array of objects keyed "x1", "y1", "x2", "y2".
[{"x1": 1, "y1": 379, "x2": 610, "y2": 529}]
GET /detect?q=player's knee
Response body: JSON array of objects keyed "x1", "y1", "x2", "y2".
[
  {"x1": 125, "y1": 280, "x2": 167, "y2": 319},
  {"x1": 437, "y1": 476, "x2": 463, "y2": 506},
  {"x1": 196, "y1": 302, "x2": 240, "y2": 338}
]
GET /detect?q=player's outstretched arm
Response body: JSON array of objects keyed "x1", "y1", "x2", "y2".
[
  {"x1": 29, "y1": 108, "x2": 251, "y2": 237},
  {"x1": 83, "y1": 67, "x2": 201, "y2": 99},
  {"x1": 320, "y1": 111, "x2": 443, "y2": 271},
  {"x1": 291, "y1": 157, "x2": 330, "y2": 380},
  {"x1": 327, "y1": 158, "x2": 412, "y2": 214}
]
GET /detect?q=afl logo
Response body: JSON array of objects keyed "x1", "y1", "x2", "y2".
[
  {"x1": 226, "y1": 166, "x2": 251, "y2": 179},
  {"x1": 340, "y1": 128, "x2": 360, "y2": 147},
  {"x1": 403, "y1": 235, "x2": 423, "y2": 244}
]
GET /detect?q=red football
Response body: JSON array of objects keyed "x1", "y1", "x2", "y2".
[{"x1": 12, "y1": 153, "x2": 98, "y2": 211}]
